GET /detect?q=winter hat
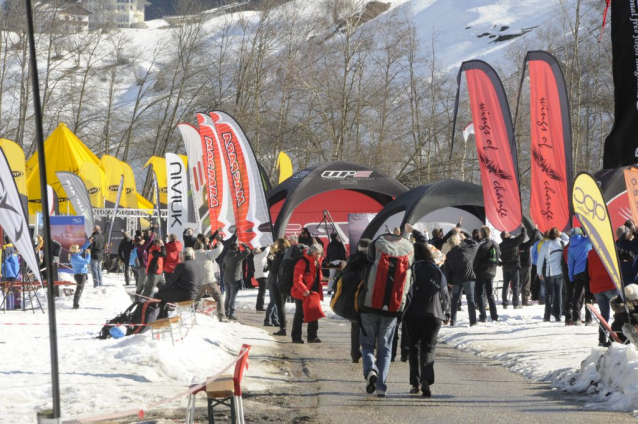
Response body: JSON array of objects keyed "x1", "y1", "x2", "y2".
[
  {"x1": 357, "y1": 238, "x2": 372, "y2": 252},
  {"x1": 109, "y1": 325, "x2": 127, "y2": 339},
  {"x1": 569, "y1": 228, "x2": 583, "y2": 237},
  {"x1": 625, "y1": 285, "x2": 638, "y2": 302}
]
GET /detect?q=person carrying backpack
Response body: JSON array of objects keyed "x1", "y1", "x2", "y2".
[
  {"x1": 357, "y1": 233, "x2": 414, "y2": 397},
  {"x1": 473, "y1": 226, "x2": 500, "y2": 323},
  {"x1": 291, "y1": 244, "x2": 324, "y2": 343},
  {"x1": 537, "y1": 227, "x2": 570, "y2": 322}
]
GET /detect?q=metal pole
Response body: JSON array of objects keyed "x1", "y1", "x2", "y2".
[{"x1": 24, "y1": 0, "x2": 61, "y2": 418}]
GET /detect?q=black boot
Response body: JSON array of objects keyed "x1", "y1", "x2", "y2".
[{"x1": 73, "y1": 282, "x2": 85, "y2": 309}]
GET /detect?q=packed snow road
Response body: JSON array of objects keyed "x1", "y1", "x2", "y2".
[{"x1": 235, "y1": 307, "x2": 637, "y2": 424}]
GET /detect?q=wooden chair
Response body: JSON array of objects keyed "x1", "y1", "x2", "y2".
[
  {"x1": 148, "y1": 316, "x2": 182, "y2": 346},
  {"x1": 176, "y1": 300, "x2": 197, "y2": 328},
  {"x1": 186, "y1": 344, "x2": 251, "y2": 424}
]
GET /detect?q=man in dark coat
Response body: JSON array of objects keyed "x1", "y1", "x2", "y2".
[
  {"x1": 89, "y1": 225, "x2": 105, "y2": 288},
  {"x1": 155, "y1": 247, "x2": 202, "y2": 318},
  {"x1": 473, "y1": 226, "x2": 500, "y2": 322},
  {"x1": 499, "y1": 225, "x2": 527, "y2": 309},
  {"x1": 443, "y1": 233, "x2": 479, "y2": 326},
  {"x1": 222, "y1": 242, "x2": 251, "y2": 320},
  {"x1": 519, "y1": 227, "x2": 542, "y2": 305},
  {"x1": 183, "y1": 228, "x2": 197, "y2": 249},
  {"x1": 118, "y1": 232, "x2": 135, "y2": 286}
]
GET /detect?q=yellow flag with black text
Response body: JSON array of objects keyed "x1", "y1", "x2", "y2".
[{"x1": 572, "y1": 172, "x2": 623, "y2": 295}]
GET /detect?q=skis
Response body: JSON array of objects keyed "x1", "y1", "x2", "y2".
[{"x1": 586, "y1": 304, "x2": 623, "y2": 344}]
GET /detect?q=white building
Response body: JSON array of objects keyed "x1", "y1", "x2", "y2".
[
  {"x1": 82, "y1": 0, "x2": 149, "y2": 29},
  {"x1": 36, "y1": 1, "x2": 91, "y2": 33}
]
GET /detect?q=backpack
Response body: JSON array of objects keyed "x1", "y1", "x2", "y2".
[
  {"x1": 97, "y1": 300, "x2": 161, "y2": 339},
  {"x1": 487, "y1": 242, "x2": 500, "y2": 266},
  {"x1": 330, "y1": 270, "x2": 363, "y2": 322},
  {"x1": 356, "y1": 234, "x2": 414, "y2": 317},
  {"x1": 277, "y1": 244, "x2": 308, "y2": 295}
]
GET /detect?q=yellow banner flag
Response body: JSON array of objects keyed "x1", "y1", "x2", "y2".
[
  {"x1": 144, "y1": 156, "x2": 167, "y2": 206},
  {"x1": 79, "y1": 161, "x2": 105, "y2": 208},
  {"x1": 572, "y1": 172, "x2": 623, "y2": 294},
  {"x1": 623, "y1": 167, "x2": 638, "y2": 225},
  {"x1": 121, "y1": 162, "x2": 138, "y2": 209},
  {"x1": 276, "y1": 151, "x2": 293, "y2": 184},
  {"x1": 100, "y1": 155, "x2": 124, "y2": 206},
  {"x1": 0, "y1": 138, "x2": 27, "y2": 211}
]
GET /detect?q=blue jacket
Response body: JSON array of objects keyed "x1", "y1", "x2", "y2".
[
  {"x1": 567, "y1": 234, "x2": 592, "y2": 281},
  {"x1": 531, "y1": 240, "x2": 542, "y2": 266},
  {"x1": 129, "y1": 248, "x2": 138, "y2": 267},
  {"x1": 3, "y1": 247, "x2": 19, "y2": 279},
  {"x1": 71, "y1": 252, "x2": 91, "y2": 274}
]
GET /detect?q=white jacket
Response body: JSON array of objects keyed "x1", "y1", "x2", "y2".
[
  {"x1": 193, "y1": 245, "x2": 222, "y2": 284},
  {"x1": 253, "y1": 246, "x2": 270, "y2": 279},
  {"x1": 537, "y1": 233, "x2": 570, "y2": 278}
]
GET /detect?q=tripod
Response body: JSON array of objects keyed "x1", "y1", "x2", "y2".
[{"x1": 1, "y1": 260, "x2": 44, "y2": 314}]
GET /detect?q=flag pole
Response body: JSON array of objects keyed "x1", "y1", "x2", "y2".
[{"x1": 24, "y1": 0, "x2": 61, "y2": 419}]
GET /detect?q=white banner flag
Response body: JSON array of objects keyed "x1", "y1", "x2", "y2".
[
  {"x1": 166, "y1": 153, "x2": 188, "y2": 242},
  {"x1": 0, "y1": 147, "x2": 42, "y2": 283},
  {"x1": 178, "y1": 123, "x2": 204, "y2": 232}
]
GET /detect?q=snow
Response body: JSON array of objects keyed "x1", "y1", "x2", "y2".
[{"x1": 0, "y1": 273, "x2": 281, "y2": 423}]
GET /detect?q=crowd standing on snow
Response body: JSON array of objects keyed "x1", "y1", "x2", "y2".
[{"x1": 5, "y1": 216, "x2": 638, "y2": 396}]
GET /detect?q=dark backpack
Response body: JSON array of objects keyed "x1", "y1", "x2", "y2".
[
  {"x1": 277, "y1": 244, "x2": 308, "y2": 295},
  {"x1": 487, "y1": 242, "x2": 500, "y2": 266},
  {"x1": 97, "y1": 300, "x2": 161, "y2": 339},
  {"x1": 330, "y1": 270, "x2": 363, "y2": 322}
]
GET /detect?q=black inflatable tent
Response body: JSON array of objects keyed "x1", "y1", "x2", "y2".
[
  {"x1": 594, "y1": 167, "x2": 633, "y2": 231},
  {"x1": 268, "y1": 161, "x2": 407, "y2": 244}
]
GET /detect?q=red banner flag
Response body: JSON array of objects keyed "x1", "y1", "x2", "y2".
[
  {"x1": 455, "y1": 60, "x2": 522, "y2": 232},
  {"x1": 624, "y1": 167, "x2": 638, "y2": 225},
  {"x1": 525, "y1": 51, "x2": 573, "y2": 233}
]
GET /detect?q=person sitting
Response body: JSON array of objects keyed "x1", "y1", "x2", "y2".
[{"x1": 155, "y1": 247, "x2": 202, "y2": 318}]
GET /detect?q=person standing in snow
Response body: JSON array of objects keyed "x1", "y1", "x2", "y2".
[
  {"x1": 265, "y1": 238, "x2": 289, "y2": 329},
  {"x1": 163, "y1": 234, "x2": 183, "y2": 282},
  {"x1": 88, "y1": 225, "x2": 105, "y2": 288},
  {"x1": 473, "y1": 226, "x2": 500, "y2": 323},
  {"x1": 70, "y1": 243, "x2": 91, "y2": 309},
  {"x1": 141, "y1": 239, "x2": 166, "y2": 297},
  {"x1": 499, "y1": 225, "x2": 527, "y2": 309},
  {"x1": 537, "y1": 228, "x2": 570, "y2": 322},
  {"x1": 134, "y1": 232, "x2": 155, "y2": 294},
  {"x1": 290, "y1": 244, "x2": 324, "y2": 344},
  {"x1": 588, "y1": 249, "x2": 620, "y2": 347},
  {"x1": 443, "y1": 233, "x2": 479, "y2": 326},
  {"x1": 117, "y1": 232, "x2": 134, "y2": 286},
  {"x1": 566, "y1": 228, "x2": 592, "y2": 325},
  {"x1": 183, "y1": 228, "x2": 197, "y2": 249},
  {"x1": 519, "y1": 227, "x2": 542, "y2": 305},
  {"x1": 193, "y1": 241, "x2": 225, "y2": 322},
  {"x1": 222, "y1": 242, "x2": 251, "y2": 320},
  {"x1": 253, "y1": 246, "x2": 270, "y2": 311}
]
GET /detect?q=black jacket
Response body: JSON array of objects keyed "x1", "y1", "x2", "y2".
[
  {"x1": 473, "y1": 238, "x2": 500, "y2": 280},
  {"x1": 499, "y1": 226, "x2": 527, "y2": 270},
  {"x1": 118, "y1": 236, "x2": 134, "y2": 262},
  {"x1": 519, "y1": 229, "x2": 542, "y2": 268},
  {"x1": 431, "y1": 229, "x2": 456, "y2": 251},
  {"x1": 326, "y1": 240, "x2": 347, "y2": 263},
  {"x1": 405, "y1": 260, "x2": 449, "y2": 320},
  {"x1": 222, "y1": 249, "x2": 251, "y2": 283},
  {"x1": 183, "y1": 230, "x2": 197, "y2": 249},
  {"x1": 443, "y1": 239, "x2": 479, "y2": 285},
  {"x1": 89, "y1": 231, "x2": 105, "y2": 261},
  {"x1": 160, "y1": 258, "x2": 202, "y2": 300},
  {"x1": 216, "y1": 234, "x2": 237, "y2": 266}
]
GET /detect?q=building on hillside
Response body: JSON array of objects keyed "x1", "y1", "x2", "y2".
[
  {"x1": 36, "y1": 1, "x2": 91, "y2": 33},
  {"x1": 81, "y1": 0, "x2": 149, "y2": 29}
]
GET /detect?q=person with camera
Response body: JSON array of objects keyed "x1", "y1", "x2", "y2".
[{"x1": 70, "y1": 243, "x2": 91, "y2": 309}]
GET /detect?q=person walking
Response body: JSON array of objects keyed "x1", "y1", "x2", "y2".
[
  {"x1": 142, "y1": 239, "x2": 166, "y2": 297},
  {"x1": 253, "y1": 246, "x2": 270, "y2": 311},
  {"x1": 499, "y1": 225, "x2": 527, "y2": 309},
  {"x1": 88, "y1": 225, "x2": 105, "y2": 288},
  {"x1": 291, "y1": 244, "x2": 324, "y2": 344},
  {"x1": 163, "y1": 234, "x2": 183, "y2": 282},
  {"x1": 443, "y1": 233, "x2": 479, "y2": 326},
  {"x1": 566, "y1": 228, "x2": 592, "y2": 325},
  {"x1": 70, "y1": 243, "x2": 91, "y2": 309},
  {"x1": 193, "y1": 241, "x2": 226, "y2": 322},
  {"x1": 537, "y1": 228, "x2": 570, "y2": 322},
  {"x1": 473, "y1": 226, "x2": 500, "y2": 323},
  {"x1": 266, "y1": 238, "x2": 289, "y2": 329},
  {"x1": 222, "y1": 242, "x2": 251, "y2": 321},
  {"x1": 404, "y1": 243, "x2": 449, "y2": 397},
  {"x1": 118, "y1": 232, "x2": 134, "y2": 286}
]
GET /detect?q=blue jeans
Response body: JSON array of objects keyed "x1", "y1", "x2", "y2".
[
  {"x1": 451, "y1": 281, "x2": 477, "y2": 326},
  {"x1": 224, "y1": 280, "x2": 241, "y2": 319},
  {"x1": 265, "y1": 278, "x2": 280, "y2": 325},
  {"x1": 90, "y1": 259, "x2": 103, "y2": 288},
  {"x1": 360, "y1": 313, "x2": 397, "y2": 393},
  {"x1": 595, "y1": 289, "x2": 619, "y2": 343},
  {"x1": 543, "y1": 275, "x2": 563, "y2": 320}
]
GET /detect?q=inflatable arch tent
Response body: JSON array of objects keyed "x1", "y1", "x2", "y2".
[
  {"x1": 268, "y1": 161, "x2": 407, "y2": 251},
  {"x1": 361, "y1": 179, "x2": 533, "y2": 242}
]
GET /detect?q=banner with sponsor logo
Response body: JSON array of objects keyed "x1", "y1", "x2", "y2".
[
  {"x1": 143, "y1": 156, "x2": 168, "y2": 206},
  {"x1": 79, "y1": 161, "x2": 105, "y2": 208},
  {"x1": 524, "y1": 51, "x2": 573, "y2": 233},
  {"x1": 572, "y1": 172, "x2": 624, "y2": 298},
  {"x1": 603, "y1": 0, "x2": 638, "y2": 168},
  {"x1": 106, "y1": 175, "x2": 124, "y2": 249},
  {"x1": 624, "y1": 167, "x2": 638, "y2": 224},
  {"x1": 100, "y1": 155, "x2": 125, "y2": 208},
  {"x1": 0, "y1": 138, "x2": 28, "y2": 215},
  {"x1": 0, "y1": 146, "x2": 42, "y2": 283},
  {"x1": 178, "y1": 123, "x2": 205, "y2": 232},
  {"x1": 49, "y1": 215, "x2": 85, "y2": 263},
  {"x1": 152, "y1": 167, "x2": 163, "y2": 241},
  {"x1": 196, "y1": 113, "x2": 234, "y2": 239},
  {"x1": 451, "y1": 60, "x2": 522, "y2": 233},
  {"x1": 121, "y1": 162, "x2": 138, "y2": 209},
  {"x1": 211, "y1": 111, "x2": 273, "y2": 248},
  {"x1": 56, "y1": 171, "x2": 94, "y2": 238},
  {"x1": 166, "y1": 153, "x2": 188, "y2": 242}
]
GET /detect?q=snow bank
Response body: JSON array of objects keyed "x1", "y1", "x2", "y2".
[{"x1": 0, "y1": 274, "x2": 280, "y2": 423}]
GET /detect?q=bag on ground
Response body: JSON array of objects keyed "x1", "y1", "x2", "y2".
[
  {"x1": 277, "y1": 243, "x2": 308, "y2": 295},
  {"x1": 303, "y1": 291, "x2": 325, "y2": 323},
  {"x1": 97, "y1": 300, "x2": 161, "y2": 339},
  {"x1": 357, "y1": 234, "x2": 414, "y2": 317}
]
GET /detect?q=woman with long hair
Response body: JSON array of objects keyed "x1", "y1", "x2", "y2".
[
  {"x1": 69, "y1": 243, "x2": 91, "y2": 309},
  {"x1": 404, "y1": 242, "x2": 450, "y2": 397}
]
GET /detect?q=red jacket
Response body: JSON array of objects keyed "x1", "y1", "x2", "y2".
[
  {"x1": 588, "y1": 249, "x2": 617, "y2": 294},
  {"x1": 164, "y1": 240, "x2": 183, "y2": 273},
  {"x1": 146, "y1": 245, "x2": 165, "y2": 275},
  {"x1": 291, "y1": 252, "x2": 323, "y2": 301}
]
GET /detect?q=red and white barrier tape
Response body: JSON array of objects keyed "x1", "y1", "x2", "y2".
[{"x1": 62, "y1": 348, "x2": 248, "y2": 423}]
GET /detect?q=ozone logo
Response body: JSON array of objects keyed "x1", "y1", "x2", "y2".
[
  {"x1": 160, "y1": 187, "x2": 168, "y2": 194},
  {"x1": 11, "y1": 171, "x2": 23, "y2": 178},
  {"x1": 573, "y1": 187, "x2": 606, "y2": 221},
  {"x1": 88, "y1": 188, "x2": 100, "y2": 195},
  {"x1": 321, "y1": 170, "x2": 373, "y2": 179},
  {"x1": 108, "y1": 185, "x2": 120, "y2": 192}
]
